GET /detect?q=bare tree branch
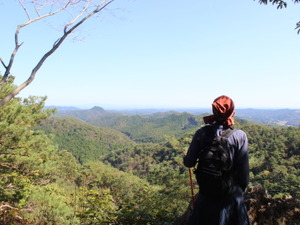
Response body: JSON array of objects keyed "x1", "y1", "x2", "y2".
[
  {"x1": 0, "y1": 0, "x2": 115, "y2": 107},
  {"x1": 19, "y1": 1, "x2": 72, "y2": 29},
  {"x1": 65, "y1": 0, "x2": 91, "y2": 30},
  {"x1": 0, "y1": 0, "x2": 73, "y2": 87},
  {"x1": 0, "y1": 58, "x2": 7, "y2": 69},
  {"x1": 34, "y1": 5, "x2": 41, "y2": 17},
  {"x1": 0, "y1": 162, "x2": 21, "y2": 172},
  {"x1": 18, "y1": 0, "x2": 31, "y2": 20},
  {"x1": 0, "y1": 26, "x2": 23, "y2": 86}
]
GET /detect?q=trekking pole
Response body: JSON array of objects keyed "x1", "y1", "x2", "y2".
[{"x1": 188, "y1": 168, "x2": 195, "y2": 208}]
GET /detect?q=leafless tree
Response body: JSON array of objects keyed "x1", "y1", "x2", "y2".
[{"x1": 0, "y1": 0, "x2": 115, "y2": 107}]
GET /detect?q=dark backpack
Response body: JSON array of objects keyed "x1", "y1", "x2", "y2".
[{"x1": 194, "y1": 126, "x2": 236, "y2": 197}]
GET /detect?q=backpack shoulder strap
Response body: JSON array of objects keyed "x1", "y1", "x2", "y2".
[{"x1": 220, "y1": 127, "x2": 236, "y2": 139}]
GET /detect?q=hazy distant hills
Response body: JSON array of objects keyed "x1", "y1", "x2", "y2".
[
  {"x1": 235, "y1": 108, "x2": 300, "y2": 126},
  {"x1": 51, "y1": 106, "x2": 300, "y2": 127}
]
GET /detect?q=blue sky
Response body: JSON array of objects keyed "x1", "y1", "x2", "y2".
[{"x1": 1, "y1": 0, "x2": 299, "y2": 109}]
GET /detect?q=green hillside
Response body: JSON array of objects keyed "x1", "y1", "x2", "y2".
[
  {"x1": 58, "y1": 108, "x2": 203, "y2": 142},
  {"x1": 86, "y1": 112, "x2": 202, "y2": 143},
  {"x1": 56, "y1": 106, "x2": 125, "y2": 122},
  {"x1": 36, "y1": 117, "x2": 135, "y2": 163}
]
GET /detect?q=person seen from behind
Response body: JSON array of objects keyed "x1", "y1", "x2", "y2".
[{"x1": 183, "y1": 95, "x2": 251, "y2": 225}]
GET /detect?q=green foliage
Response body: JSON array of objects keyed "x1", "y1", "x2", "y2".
[
  {"x1": 0, "y1": 94, "x2": 55, "y2": 202},
  {"x1": 243, "y1": 124, "x2": 300, "y2": 198},
  {"x1": 0, "y1": 79, "x2": 79, "y2": 224},
  {"x1": 77, "y1": 161, "x2": 186, "y2": 224},
  {"x1": 76, "y1": 187, "x2": 117, "y2": 224},
  {"x1": 103, "y1": 133, "x2": 194, "y2": 221},
  {"x1": 21, "y1": 184, "x2": 78, "y2": 225}
]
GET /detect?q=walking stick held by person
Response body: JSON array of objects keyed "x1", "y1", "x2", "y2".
[{"x1": 188, "y1": 167, "x2": 195, "y2": 208}]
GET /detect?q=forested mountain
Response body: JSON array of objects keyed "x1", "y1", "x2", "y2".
[
  {"x1": 55, "y1": 106, "x2": 300, "y2": 127},
  {"x1": 36, "y1": 117, "x2": 135, "y2": 163},
  {"x1": 55, "y1": 106, "x2": 255, "y2": 143},
  {"x1": 1, "y1": 86, "x2": 299, "y2": 224},
  {"x1": 56, "y1": 107, "x2": 202, "y2": 142},
  {"x1": 86, "y1": 112, "x2": 201, "y2": 143},
  {"x1": 54, "y1": 106, "x2": 125, "y2": 122}
]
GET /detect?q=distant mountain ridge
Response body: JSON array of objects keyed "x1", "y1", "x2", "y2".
[
  {"x1": 235, "y1": 108, "x2": 300, "y2": 126},
  {"x1": 52, "y1": 106, "x2": 300, "y2": 127}
]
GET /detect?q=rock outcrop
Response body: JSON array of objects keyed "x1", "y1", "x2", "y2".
[{"x1": 245, "y1": 185, "x2": 300, "y2": 225}]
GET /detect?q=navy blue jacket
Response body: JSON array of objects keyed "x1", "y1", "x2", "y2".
[
  {"x1": 184, "y1": 123, "x2": 249, "y2": 191},
  {"x1": 183, "y1": 123, "x2": 251, "y2": 225}
]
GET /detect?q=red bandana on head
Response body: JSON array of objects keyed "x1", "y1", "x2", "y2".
[{"x1": 203, "y1": 95, "x2": 235, "y2": 127}]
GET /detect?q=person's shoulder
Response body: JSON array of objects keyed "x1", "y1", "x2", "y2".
[
  {"x1": 232, "y1": 127, "x2": 246, "y2": 134},
  {"x1": 192, "y1": 126, "x2": 208, "y2": 138},
  {"x1": 232, "y1": 128, "x2": 247, "y2": 139},
  {"x1": 195, "y1": 126, "x2": 206, "y2": 135}
]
